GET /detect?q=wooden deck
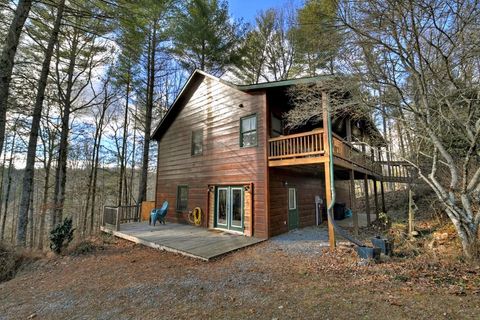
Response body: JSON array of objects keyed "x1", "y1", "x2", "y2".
[{"x1": 100, "y1": 222, "x2": 264, "y2": 261}]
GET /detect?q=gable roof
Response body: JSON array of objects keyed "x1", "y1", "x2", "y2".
[
  {"x1": 237, "y1": 75, "x2": 332, "y2": 91},
  {"x1": 151, "y1": 70, "x2": 240, "y2": 141},
  {"x1": 151, "y1": 70, "x2": 328, "y2": 141}
]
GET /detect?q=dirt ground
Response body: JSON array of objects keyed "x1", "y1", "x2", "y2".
[{"x1": 1, "y1": 228, "x2": 479, "y2": 320}]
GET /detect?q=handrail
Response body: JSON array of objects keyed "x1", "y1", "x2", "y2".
[
  {"x1": 267, "y1": 129, "x2": 413, "y2": 181},
  {"x1": 268, "y1": 130, "x2": 324, "y2": 161},
  {"x1": 102, "y1": 205, "x2": 140, "y2": 231},
  {"x1": 268, "y1": 128, "x2": 324, "y2": 142}
]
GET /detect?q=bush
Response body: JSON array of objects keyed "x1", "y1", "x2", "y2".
[
  {"x1": 377, "y1": 212, "x2": 392, "y2": 229},
  {"x1": 50, "y1": 217, "x2": 75, "y2": 254},
  {"x1": 69, "y1": 239, "x2": 103, "y2": 256}
]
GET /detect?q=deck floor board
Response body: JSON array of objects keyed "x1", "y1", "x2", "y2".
[{"x1": 101, "y1": 222, "x2": 264, "y2": 261}]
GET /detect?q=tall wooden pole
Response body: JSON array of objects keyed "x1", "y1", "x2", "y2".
[
  {"x1": 408, "y1": 188, "x2": 415, "y2": 235},
  {"x1": 364, "y1": 174, "x2": 371, "y2": 225},
  {"x1": 380, "y1": 180, "x2": 386, "y2": 213},
  {"x1": 346, "y1": 118, "x2": 358, "y2": 235},
  {"x1": 350, "y1": 169, "x2": 358, "y2": 235},
  {"x1": 322, "y1": 91, "x2": 335, "y2": 250},
  {"x1": 373, "y1": 179, "x2": 379, "y2": 219}
]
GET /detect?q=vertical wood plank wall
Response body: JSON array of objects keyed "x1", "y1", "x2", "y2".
[
  {"x1": 155, "y1": 76, "x2": 268, "y2": 238},
  {"x1": 268, "y1": 168, "x2": 324, "y2": 236},
  {"x1": 268, "y1": 168, "x2": 353, "y2": 237}
]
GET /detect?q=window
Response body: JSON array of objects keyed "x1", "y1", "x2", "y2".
[
  {"x1": 288, "y1": 188, "x2": 297, "y2": 210},
  {"x1": 191, "y1": 129, "x2": 203, "y2": 155},
  {"x1": 271, "y1": 114, "x2": 283, "y2": 137},
  {"x1": 176, "y1": 185, "x2": 188, "y2": 212},
  {"x1": 240, "y1": 114, "x2": 257, "y2": 147}
]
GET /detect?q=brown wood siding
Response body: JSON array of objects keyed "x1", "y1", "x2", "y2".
[
  {"x1": 155, "y1": 76, "x2": 268, "y2": 238},
  {"x1": 268, "y1": 168, "x2": 351, "y2": 237},
  {"x1": 269, "y1": 168, "x2": 324, "y2": 236}
]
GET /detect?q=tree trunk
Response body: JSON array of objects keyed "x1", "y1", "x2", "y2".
[
  {"x1": 0, "y1": 135, "x2": 7, "y2": 236},
  {"x1": 28, "y1": 185, "x2": 34, "y2": 248},
  {"x1": 118, "y1": 73, "x2": 130, "y2": 206},
  {"x1": 84, "y1": 96, "x2": 108, "y2": 235},
  {"x1": 10, "y1": 179, "x2": 17, "y2": 242},
  {"x1": 451, "y1": 212, "x2": 479, "y2": 260},
  {"x1": 52, "y1": 31, "x2": 78, "y2": 227},
  {"x1": 0, "y1": 0, "x2": 33, "y2": 157},
  {"x1": 396, "y1": 120, "x2": 406, "y2": 158},
  {"x1": 37, "y1": 159, "x2": 51, "y2": 250},
  {"x1": 137, "y1": 23, "x2": 157, "y2": 205},
  {"x1": 16, "y1": 0, "x2": 66, "y2": 246},
  {"x1": 0, "y1": 133, "x2": 15, "y2": 241},
  {"x1": 461, "y1": 234, "x2": 478, "y2": 261},
  {"x1": 89, "y1": 92, "x2": 109, "y2": 234},
  {"x1": 129, "y1": 104, "x2": 137, "y2": 206}
]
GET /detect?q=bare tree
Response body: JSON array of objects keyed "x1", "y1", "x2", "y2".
[
  {"x1": 83, "y1": 76, "x2": 116, "y2": 235},
  {"x1": 16, "y1": 0, "x2": 66, "y2": 246},
  {"x1": 332, "y1": 0, "x2": 480, "y2": 259},
  {"x1": 0, "y1": 122, "x2": 18, "y2": 241},
  {"x1": 0, "y1": 0, "x2": 32, "y2": 158}
]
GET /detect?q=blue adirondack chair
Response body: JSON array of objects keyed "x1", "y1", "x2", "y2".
[{"x1": 149, "y1": 200, "x2": 169, "y2": 226}]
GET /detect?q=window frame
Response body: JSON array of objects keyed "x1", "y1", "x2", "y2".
[
  {"x1": 271, "y1": 113, "x2": 283, "y2": 137},
  {"x1": 191, "y1": 128, "x2": 203, "y2": 156},
  {"x1": 288, "y1": 188, "x2": 297, "y2": 210},
  {"x1": 239, "y1": 113, "x2": 258, "y2": 148},
  {"x1": 176, "y1": 185, "x2": 189, "y2": 212}
]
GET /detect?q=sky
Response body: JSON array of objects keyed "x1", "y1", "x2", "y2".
[{"x1": 228, "y1": 0, "x2": 303, "y2": 23}]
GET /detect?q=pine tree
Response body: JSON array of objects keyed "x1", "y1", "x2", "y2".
[
  {"x1": 293, "y1": 0, "x2": 341, "y2": 75},
  {"x1": 171, "y1": 0, "x2": 245, "y2": 76}
]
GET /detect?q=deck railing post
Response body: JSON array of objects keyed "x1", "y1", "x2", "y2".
[
  {"x1": 102, "y1": 206, "x2": 106, "y2": 227},
  {"x1": 115, "y1": 207, "x2": 120, "y2": 231}
]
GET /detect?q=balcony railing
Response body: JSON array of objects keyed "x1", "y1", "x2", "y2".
[
  {"x1": 332, "y1": 135, "x2": 381, "y2": 175},
  {"x1": 268, "y1": 129, "x2": 325, "y2": 161},
  {"x1": 268, "y1": 129, "x2": 415, "y2": 181}
]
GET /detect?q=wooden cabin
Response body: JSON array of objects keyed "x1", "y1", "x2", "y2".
[{"x1": 151, "y1": 70, "x2": 410, "y2": 239}]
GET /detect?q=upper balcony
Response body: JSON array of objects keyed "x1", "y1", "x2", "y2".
[
  {"x1": 267, "y1": 129, "x2": 411, "y2": 181},
  {"x1": 268, "y1": 129, "x2": 381, "y2": 176}
]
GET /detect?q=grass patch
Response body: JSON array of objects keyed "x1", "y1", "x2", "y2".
[
  {"x1": 69, "y1": 238, "x2": 104, "y2": 256},
  {"x1": 0, "y1": 243, "x2": 41, "y2": 283}
]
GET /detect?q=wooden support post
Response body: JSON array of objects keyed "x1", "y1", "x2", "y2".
[
  {"x1": 373, "y1": 178, "x2": 379, "y2": 219},
  {"x1": 349, "y1": 170, "x2": 358, "y2": 236},
  {"x1": 408, "y1": 187, "x2": 415, "y2": 235},
  {"x1": 322, "y1": 91, "x2": 336, "y2": 251},
  {"x1": 115, "y1": 207, "x2": 120, "y2": 231},
  {"x1": 102, "y1": 206, "x2": 105, "y2": 227},
  {"x1": 364, "y1": 174, "x2": 371, "y2": 225},
  {"x1": 324, "y1": 162, "x2": 336, "y2": 251},
  {"x1": 380, "y1": 180, "x2": 386, "y2": 213}
]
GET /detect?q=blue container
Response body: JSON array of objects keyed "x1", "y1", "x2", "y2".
[
  {"x1": 356, "y1": 246, "x2": 381, "y2": 261},
  {"x1": 371, "y1": 236, "x2": 394, "y2": 256}
]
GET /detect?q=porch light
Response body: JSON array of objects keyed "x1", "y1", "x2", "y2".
[
  {"x1": 282, "y1": 181, "x2": 288, "y2": 187},
  {"x1": 244, "y1": 185, "x2": 251, "y2": 192}
]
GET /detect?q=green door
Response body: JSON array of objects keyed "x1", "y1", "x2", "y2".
[
  {"x1": 215, "y1": 186, "x2": 244, "y2": 232},
  {"x1": 288, "y1": 187, "x2": 299, "y2": 230}
]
